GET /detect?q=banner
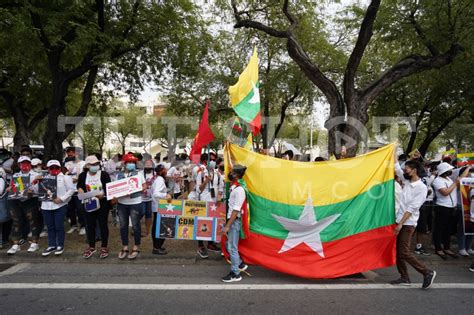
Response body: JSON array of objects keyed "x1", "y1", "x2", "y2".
[
  {"x1": 460, "y1": 177, "x2": 474, "y2": 235},
  {"x1": 38, "y1": 175, "x2": 57, "y2": 201},
  {"x1": 155, "y1": 199, "x2": 226, "y2": 242},
  {"x1": 8, "y1": 174, "x2": 31, "y2": 200},
  {"x1": 106, "y1": 175, "x2": 142, "y2": 200}
]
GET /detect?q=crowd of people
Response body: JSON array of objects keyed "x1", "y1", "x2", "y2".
[
  {"x1": 0, "y1": 144, "x2": 473, "y2": 284},
  {"x1": 0, "y1": 145, "x2": 227, "y2": 262}
]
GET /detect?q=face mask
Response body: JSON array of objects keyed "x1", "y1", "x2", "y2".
[
  {"x1": 89, "y1": 166, "x2": 99, "y2": 174},
  {"x1": 49, "y1": 168, "x2": 61, "y2": 176},
  {"x1": 34, "y1": 166, "x2": 42, "y2": 172},
  {"x1": 403, "y1": 173, "x2": 412, "y2": 180},
  {"x1": 209, "y1": 161, "x2": 216, "y2": 169},
  {"x1": 184, "y1": 160, "x2": 190, "y2": 165},
  {"x1": 20, "y1": 163, "x2": 31, "y2": 172},
  {"x1": 126, "y1": 163, "x2": 136, "y2": 171},
  {"x1": 144, "y1": 168, "x2": 153, "y2": 173}
]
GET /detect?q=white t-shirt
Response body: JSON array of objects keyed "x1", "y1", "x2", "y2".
[
  {"x1": 211, "y1": 169, "x2": 224, "y2": 202},
  {"x1": 227, "y1": 184, "x2": 246, "y2": 219},
  {"x1": 424, "y1": 175, "x2": 435, "y2": 202},
  {"x1": 432, "y1": 176, "x2": 457, "y2": 208},
  {"x1": 167, "y1": 166, "x2": 181, "y2": 194},
  {"x1": 142, "y1": 172, "x2": 155, "y2": 202},
  {"x1": 117, "y1": 172, "x2": 145, "y2": 205},
  {"x1": 41, "y1": 173, "x2": 74, "y2": 210},
  {"x1": 85, "y1": 171, "x2": 103, "y2": 193},
  {"x1": 194, "y1": 164, "x2": 212, "y2": 201},
  {"x1": 151, "y1": 176, "x2": 168, "y2": 213},
  {"x1": 396, "y1": 179, "x2": 427, "y2": 226}
]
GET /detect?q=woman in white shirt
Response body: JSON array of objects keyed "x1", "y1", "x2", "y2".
[
  {"x1": 151, "y1": 164, "x2": 171, "y2": 255},
  {"x1": 432, "y1": 162, "x2": 469, "y2": 259},
  {"x1": 40, "y1": 160, "x2": 74, "y2": 256}
]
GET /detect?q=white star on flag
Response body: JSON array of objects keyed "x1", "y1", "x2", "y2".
[
  {"x1": 248, "y1": 81, "x2": 260, "y2": 104},
  {"x1": 272, "y1": 197, "x2": 340, "y2": 258},
  {"x1": 460, "y1": 157, "x2": 469, "y2": 163},
  {"x1": 210, "y1": 204, "x2": 217, "y2": 212},
  {"x1": 165, "y1": 204, "x2": 175, "y2": 212}
]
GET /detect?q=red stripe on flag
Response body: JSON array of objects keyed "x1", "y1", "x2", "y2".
[{"x1": 238, "y1": 225, "x2": 396, "y2": 279}]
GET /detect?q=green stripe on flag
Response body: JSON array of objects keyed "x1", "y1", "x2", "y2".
[
  {"x1": 233, "y1": 85, "x2": 261, "y2": 122},
  {"x1": 248, "y1": 180, "x2": 395, "y2": 243}
]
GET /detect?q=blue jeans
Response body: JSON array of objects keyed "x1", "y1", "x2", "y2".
[
  {"x1": 42, "y1": 205, "x2": 67, "y2": 248},
  {"x1": 227, "y1": 219, "x2": 242, "y2": 275},
  {"x1": 457, "y1": 206, "x2": 473, "y2": 251},
  {"x1": 142, "y1": 201, "x2": 152, "y2": 219},
  {"x1": 118, "y1": 203, "x2": 142, "y2": 246}
]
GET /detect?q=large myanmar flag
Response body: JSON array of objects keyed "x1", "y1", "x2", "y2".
[
  {"x1": 228, "y1": 48, "x2": 262, "y2": 135},
  {"x1": 457, "y1": 153, "x2": 474, "y2": 167},
  {"x1": 224, "y1": 143, "x2": 397, "y2": 279}
]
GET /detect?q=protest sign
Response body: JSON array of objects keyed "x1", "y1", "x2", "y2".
[
  {"x1": 8, "y1": 174, "x2": 31, "y2": 200},
  {"x1": 460, "y1": 177, "x2": 474, "y2": 235},
  {"x1": 38, "y1": 174, "x2": 57, "y2": 201},
  {"x1": 106, "y1": 175, "x2": 142, "y2": 200}
]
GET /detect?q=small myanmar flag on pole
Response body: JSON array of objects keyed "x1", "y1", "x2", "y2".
[
  {"x1": 228, "y1": 47, "x2": 262, "y2": 136},
  {"x1": 457, "y1": 153, "x2": 474, "y2": 167}
]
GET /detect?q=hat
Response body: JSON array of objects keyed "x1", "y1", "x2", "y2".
[
  {"x1": 31, "y1": 158, "x2": 42, "y2": 166},
  {"x1": 47, "y1": 160, "x2": 61, "y2": 168},
  {"x1": 18, "y1": 156, "x2": 31, "y2": 164},
  {"x1": 232, "y1": 164, "x2": 247, "y2": 178},
  {"x1": 85, "y1": 155, "x2": 100, "y2": 165},
  {"x1": 122, "y1": 153, "x2": 138, "y2": 163},
  {"x1": 437, "y1": 162, "x2": 454, "y2": 176}
]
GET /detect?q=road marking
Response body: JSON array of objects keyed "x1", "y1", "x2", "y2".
[
  {"x1": 0, "y1": 283, "x2": 473, "y2": 290},
  {"x1": 0, "y1": 263, "x2": 31, "y2": 277}
]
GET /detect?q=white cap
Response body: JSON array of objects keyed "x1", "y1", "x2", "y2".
[
  {"x1": 18, "y1": 156, "x2": 31, "y2": 163},
  {"x1": 31, "y1": 158, "x2": 42, "y2": 166},
  {"x1": 47, "y1": 160, "x2": 61, "y2": 168},
  {"x1": 437, "y1": 162, "x2": 454, "y2": 176},
  {"x1": 85, "y1": 155, "x2": 100, "y2": 165}
]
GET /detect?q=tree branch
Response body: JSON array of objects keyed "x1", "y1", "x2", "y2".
[
  {"x1": 360, "y1": 43, "x2": 462, "y2": 105},
  {"x1": 343, "y1": 0, "x2": 381, "y2": 104},
  {"x1": 282, "y1": 0, "x2": 296, "y2": 29},
  {"x1": 407, "y1": 9, "x2": 439, "y2": 56}
]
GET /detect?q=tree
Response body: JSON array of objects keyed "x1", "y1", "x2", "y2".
[
  {"x1": 229, "y1": 0, "x2": 472, "y2": 156},
  {"x1": 111, "y1": 105, "x2": 145, "y2": 155},
  {"x1": 2, "y1": 0, "x2": 209, "y2": 160}
]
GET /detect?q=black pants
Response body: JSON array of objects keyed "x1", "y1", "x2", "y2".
[
  {"x1": 1, "y1": 219, "x2": 12, "y2": 243},
  {"x1": 67, "y1": 195, "x2": 85, "y2": 228},
  {"x1": 433, "y1": 205, "x2": 456, "y2": 251},
  {"x1": 84, "y1": 206, "x2": 109, "y2": 248},
  {"x1": 151, "y1": 213, "x2": 165, "y2": 249}
]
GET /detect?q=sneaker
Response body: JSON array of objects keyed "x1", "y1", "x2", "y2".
[
  {"x1": 414, "y1": 246, "x2": 431, "y2": 256},
  {"x1": 39, "y1": 230, "x2": 48, "y2": 238},
  {"x1": 469, "y1": 263, "x2": 474, "y2": 272},
  {"x1": 7, "y1": 244, "x2": 20, "y2": 255},
  {"x1": 389, "y1": 278, "x2": 411, "y2": 286},
  {"x1": 66, "y1": 226, "x2": 78, "y2": 234},
  {"x1": 239, "y1": 262, "x2": 249, "y2": 272},
  {"x1": 152, "y1": 248, "x2": 168, "y2": 255},
  {"x1": 83, "y1": 247, "x2": 96, "y2": 259},
  {"x1": 422, "y1": 270, "x2": 436, "y2": 289},
  {"x1": 197, "y1": 246, "x2": 209, "y2": 259},
  {"x1": 221, "y1": 272, "x2": 242, "y2": 283},
  {"x1": 207, "y1": 244, "x2": 221, "y2": 252},
  {"x1": 18, "y1": 239, "x2": 27, "y2": 246},
  {"x1": 55, "y1": 247, "x2": 64, "y2": 256},
  {"x1": 42, "y1": 247, "x2": 56, "y2": 257},
  {"x1": 27, "y1": 243, "x2": 39, "y2": 253},
  {"x1": 467, "y1": 249, "x2": 474, "y2": 255},
  {"x1": 79, "y1": 227, "x2": 86, "y2": 236},
  {"x1": 99, "y1": 248, "x2": 109, "y2": 259},
  {"x1": 459, "y1": 249, "x2": 470, "y2": 257}
]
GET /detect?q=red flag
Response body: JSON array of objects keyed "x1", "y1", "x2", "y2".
[{"x1": 190, "y1": 101, "x2": 215, "y2": 164}]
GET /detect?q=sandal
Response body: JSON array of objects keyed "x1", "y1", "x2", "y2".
[
  {"x1": 100, "y1": 248, "x2": 109, "y2": 259},
  {"x1": 435, "y1": 251, "x2": 448, "y2": 260},
  {"x1": 118, "y1": 249, "x2": 129, "y2": 260},
  {"x1": 128, "y1": 249, "x2": 140, "y2": 260}
]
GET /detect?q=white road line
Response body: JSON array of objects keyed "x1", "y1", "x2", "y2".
[
  {"x1": 0, "y1": 283, "x2": 473, "y2": 290},
  {"x1": 0, "y1": 263, "x2": 31, "y2": 277}
]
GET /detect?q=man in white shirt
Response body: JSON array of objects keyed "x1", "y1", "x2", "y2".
[
  {"x1": 221, "y1": 164, "x2": 248, "y2": 283},
  {"x1": 64, "y1": 147, "x2": 86, "y2": 235},
  {"x1": 390, "y1": 160, "x2": 436, "y2": 289}
]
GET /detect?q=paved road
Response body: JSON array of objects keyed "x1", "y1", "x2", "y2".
[{"x1": 0, "y1": 258, "x2": 473, "y2": 314}]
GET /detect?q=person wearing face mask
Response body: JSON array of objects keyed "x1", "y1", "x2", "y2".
[
  {"x1": 77, "y1": 155, "x2": 111, "y2": 259},
  {"x1": 7, "y1": 156, "x2": 41, "y2": 255},
  {"x1": 64, "y1": 147, "x2": 86, "y2": 236},
  {"x1": 141, "y1": 159, "x2": 156, "y2": 237},
  {"x1": 432, "y1": 162, "x2": 470, "y2": 259},
  {"x1": 114, "y1": 153, "x2": 146, "y2": 260},
  {"x1": 390, "y1": 160, "x2": 436, "y2": 289},
  {"x1": 40, "y1": 160, "x2": 74, "y2": 256},
  {"x1": 151, "y1": 164, "x2": 172, "y2": 255},
  {"x1": 31, "y1": 159, "x2": 44, "y2": 173}
]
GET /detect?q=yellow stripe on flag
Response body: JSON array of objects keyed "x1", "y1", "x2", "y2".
[
  {"x1": 225, "y1": 143, "x2": 395, "y2": 207},
  {"x1": 457, "y1": 153, "x2": 474, "y2": 158},
  {"x1": 228, "y1": 48, "x2": 259, "y2": 108}
]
